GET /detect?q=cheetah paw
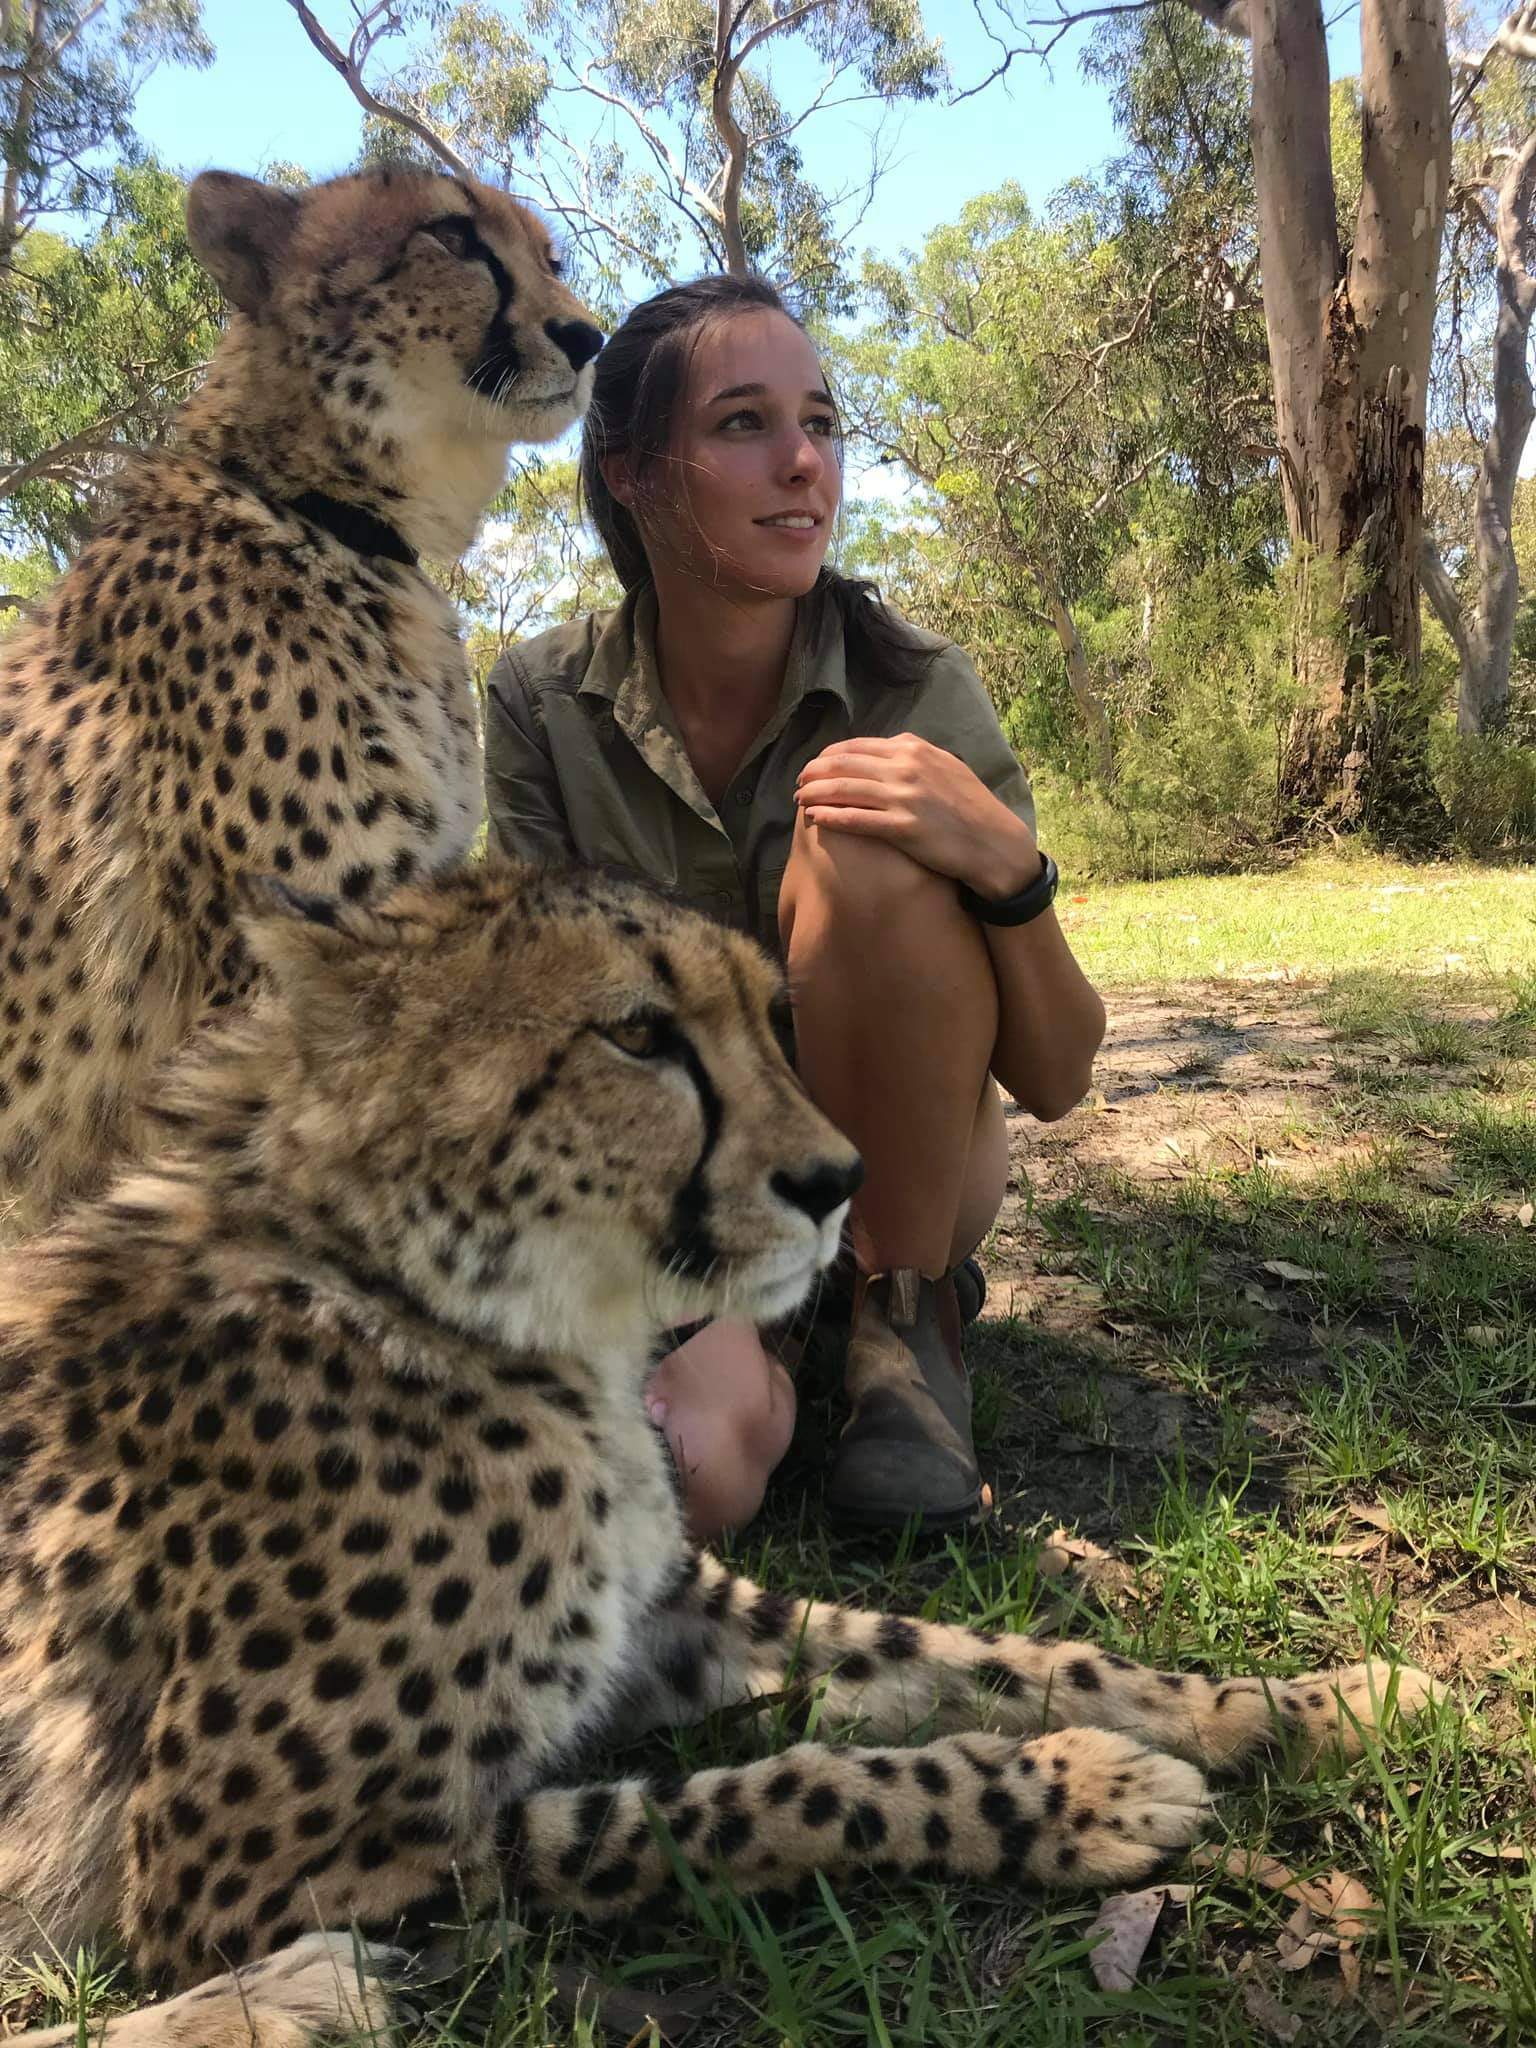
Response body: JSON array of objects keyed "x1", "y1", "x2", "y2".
[
  {"x1": 1019, "y1": 1728, "x2": 1213, "y2": 1889},
  {"x1": 164, "y1": 1932, "x2": 406, "y2": 2044}
]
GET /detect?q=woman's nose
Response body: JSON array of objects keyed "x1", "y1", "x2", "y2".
[{"x1": 780, "y1": 431, "x2": 825, "y2": 485}]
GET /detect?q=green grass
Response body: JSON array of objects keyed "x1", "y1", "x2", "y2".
[{"x1": 1062, "y1": 853, "x2": 1536, "y2": 986}]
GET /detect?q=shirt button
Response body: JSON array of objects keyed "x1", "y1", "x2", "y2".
[{"x1": 737, "y1": 786, "x2": 754, "y2": 804}]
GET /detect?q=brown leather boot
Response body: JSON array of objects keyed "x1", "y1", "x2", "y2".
[{"x1": 824, "y1": 1267, "x2": 983, "y2": 1529}]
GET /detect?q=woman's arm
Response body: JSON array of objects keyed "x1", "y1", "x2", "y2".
[
  {"x1": 963, "y1": 816, "x2": 1105, "y2": 1121},
  {"x1": 483, "y1": 652, "x2": 579, "y2": 866},
  {"x1": 793, "y1": 735, "x2": 1105, "y2": 1121}
]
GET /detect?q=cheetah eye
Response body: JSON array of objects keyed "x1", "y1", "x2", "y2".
[
  {"x1": 425, "y1": 216, "x2": 475, "y2": 260},
  {"x1": 546, "y1": 249, "x2": 565, "y2": 277},
  {"x1": 599, "y1": 1010, "x2": 669, "y2": 1060}
]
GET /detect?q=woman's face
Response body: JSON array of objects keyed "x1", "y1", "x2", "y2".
[{"x1": 628, "y1": 308, "x2": 842, "y2": 601}]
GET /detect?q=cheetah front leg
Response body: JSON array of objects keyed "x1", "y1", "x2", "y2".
[
  {"x1": 630, "y1": 1552, "x2": 1439, "y2": 1772},
  {"x1": 13, "y1": 1933, "x2": 404, "y2": 2047},
  {"x1": 501, "y1": 1724, "x2": 1209, "y2": 1915}
]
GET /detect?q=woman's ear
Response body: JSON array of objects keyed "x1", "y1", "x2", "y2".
[{"x1": 600, "y1": 451, "x2": 637, "y2": 509}]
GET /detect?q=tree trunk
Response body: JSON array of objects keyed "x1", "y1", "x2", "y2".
[
  {"x1": 1247, "y1": 0, "x2": 1450, "y2": 839},
  {"x1": 1040, "y1": 571, "x2": 1117, "y2": 785},
  {"x1": 1460, "y1": 130, "x2": 1536, "y2": 734}
]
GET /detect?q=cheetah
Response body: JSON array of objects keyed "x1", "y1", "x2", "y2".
[
  {"x1": 0, "y1": 859, "x2": 1437, "y2": 2045},
  {"x1": 0, "y1": 164, "x2": 603, "y2": 1233}
]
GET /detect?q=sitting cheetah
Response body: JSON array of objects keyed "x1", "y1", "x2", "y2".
[
  {"x1": 0, "y1": 860, "x2": 1436, "y2": 2046},
  {"x1": 0, "y1": 164, "x2": 602, "y2": 1232}
]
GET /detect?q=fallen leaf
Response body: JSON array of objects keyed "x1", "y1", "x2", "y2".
[
  {"x1": 1325, "y1": 1533, "x2": 1389, "y2": 1561},
  {"x1": 1241, "y1": 1979, "x2": 1303, "y2": 2042},
  {"x1": 1465, "y1": 1841, "x2": 1529, "y2": 1864},
  {"x1": 1467, "y1": 1324, "x2": 1503, "y2": 1347},
  {"x1": 1036, "y1": 1529, "x2": 1117, "y2": 1579},
  {"x1": 551, "y1": 1969, "x2": 727, "y2": 2043},
  {"x1": 1275, "y1": 1899, "x2": 1338, "y2": 1971},
  {"x1": 1086, "y1": 1886, "x2": 1171, "y2": 1991},
  {"x1": 1519, "y1": 1201, "x2": 1534, "y2": 1229},
  {"x1": 1262, "y1": 1258, "x2": 1325, "y2": 1283},
  {"x1": 1190, "y1": 1846, "x2": 1330, "y2": 1911},
  {"x1": 1346, "y1": 1503, "x2": 1398, "y2": 1536},
  {"x1": 1243, "y1": 1282, "x2": 1282, "y2": 1310}
]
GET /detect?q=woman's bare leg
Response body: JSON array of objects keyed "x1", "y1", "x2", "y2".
[
  {"x1": 779, "y1": 810, "x2": 1006, "y2": 1277},
  {"x1": 776, "y1": 812, "x2": 1018, "y2": 1523}
]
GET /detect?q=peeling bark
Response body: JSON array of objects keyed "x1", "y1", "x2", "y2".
[
  {"x1": 1460, "y1": 130, "x2": 1536, "y2": 733},
  {"x1": 1041, "y1": 572, "x2": 1117, "y2": 785},
  {"x1": 1247, "y1": 0, "x2": 1449, "y2": 836}
]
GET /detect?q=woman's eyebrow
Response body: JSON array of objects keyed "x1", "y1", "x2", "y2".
[{"x1": 706, "y1": 381, "x2": 838, "y2": 406}]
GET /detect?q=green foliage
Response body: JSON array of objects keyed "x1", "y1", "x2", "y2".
[
  {"x1": 0, "y1": 158, "x2": 221, "y2": 559},
  {"x1": 0, "y1": 1, "x2": 210, "y2": 255},
  {"x1": 1429, "y1": 725, "x2": 1536, "y2": 853},
  {"x1": 446, "y1": 456, "x2": 622, "y2": 698}
]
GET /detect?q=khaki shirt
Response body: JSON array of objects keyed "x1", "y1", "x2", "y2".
[{"x1": 484, "y1": 584, "x2": 1035, "y2": 962}]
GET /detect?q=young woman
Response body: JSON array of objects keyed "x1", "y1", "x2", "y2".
[{"x1": 484, "y1": 275, "x2": 1105, "y2": 1543}]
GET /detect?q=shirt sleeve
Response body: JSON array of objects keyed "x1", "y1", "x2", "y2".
[
  {"x1": 898, "y1": 642, "x2": 1037, "y2": 837},
  {"x1": 483, "y1": 652, "x2": 579, "y2": 867}
]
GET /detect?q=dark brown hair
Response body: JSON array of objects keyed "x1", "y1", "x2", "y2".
[{"x1": 579, "y1": 273, "x2": 935, "y2": 689}]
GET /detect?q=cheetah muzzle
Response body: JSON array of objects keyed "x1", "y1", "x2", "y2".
[
  {"x1": 0, "y1": 163, "x2": 603, "y2": 1234},
  {"x1": 0, "y1": 860, "x2": 1440, "y2": 2045}
]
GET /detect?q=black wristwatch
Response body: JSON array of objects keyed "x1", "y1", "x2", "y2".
[{"x1": 958, "y1": 849, "x2": 1059, "y2": 927}]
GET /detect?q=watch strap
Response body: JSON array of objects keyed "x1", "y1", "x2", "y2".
[{"x1": 957, "y1": 849, "x2": 1059, "y2": 927}]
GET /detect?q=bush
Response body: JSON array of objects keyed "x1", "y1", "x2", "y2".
[{"x1": 1429, "y1": 725, "x2": 1536, "y2": 854}]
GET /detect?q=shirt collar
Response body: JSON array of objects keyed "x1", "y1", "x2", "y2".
[{"x1": 576, "y1": 579, "x2": 854, "y2": 737}]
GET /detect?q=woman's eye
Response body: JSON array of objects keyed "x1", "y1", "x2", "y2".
[
  {"x1": 602, "y1": 1014, "x2": 666, "y2": 1059},
  {"x1": 426, "y1": 217, "x2": 474, "y2": 259},
  {"x1": 808, "y1": 414, "x2": 838, "y2": 437},
  {"x1": 719, "y1": 408, "x2": 761, "y2": 431}
]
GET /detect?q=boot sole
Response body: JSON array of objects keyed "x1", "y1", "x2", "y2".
[{"x1": 824, "y1": 1483, "x2": 985, "y2": 1533}]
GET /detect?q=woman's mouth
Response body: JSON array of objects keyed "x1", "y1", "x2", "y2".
[{"x1": 754, "y1": 513, "x2": 821, "y2": 531}]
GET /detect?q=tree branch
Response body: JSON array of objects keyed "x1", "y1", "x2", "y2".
[{"x1": 283, "y1": 0, "x2": 473, "y2": 180}]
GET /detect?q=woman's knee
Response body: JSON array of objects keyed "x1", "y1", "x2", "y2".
[{"x1": 779, "y1": 811, "x2": 953, "y2": 951}]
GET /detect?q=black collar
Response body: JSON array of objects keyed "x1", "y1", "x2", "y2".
[{"x1": 286, "y1": 489, "x2": 419, "y2": 569}]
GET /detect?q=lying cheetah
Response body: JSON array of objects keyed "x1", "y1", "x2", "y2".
[
  {"x1": 0, "y1": 164, "x2": 602, "y2": 1232},
  {"x1": 0, "y1": 860, "x2": 1436, "y2": 2045}
]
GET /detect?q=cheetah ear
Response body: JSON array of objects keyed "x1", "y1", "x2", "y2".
[
  {"x1": 237, "y1": 875, "x2": 379, "y2": 976},
  {"x1": 187, "y1": 172, "x2": 302, "y2": 316}
]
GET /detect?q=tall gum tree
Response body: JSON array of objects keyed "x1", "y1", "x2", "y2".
[{"x1": 1246, "y1": 0, "x2": 1450, "y2": 834}]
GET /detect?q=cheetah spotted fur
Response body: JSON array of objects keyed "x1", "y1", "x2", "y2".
[
  {"x1": 0, "y1": 165, "x2": 602, "y2": 1232},
  {"x1": 0, "y1": 861, "x2": 1438, "y2": 2045}
]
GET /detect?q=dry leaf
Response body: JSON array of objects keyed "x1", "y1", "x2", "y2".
[
  {"x1": 551, "y1": 1969, "x2": 726, "y2": 2043},
  {"x1": 1465, "y1": 1841, "x2": 1529, "y2": 1864},
  {"x1": 1467, "y1": 1324, "x2": 1503, "y2": 1347},
  {"x1": 1275, "y1": 1900, "x2": 1338, "y2": 1972},
  {"x1": 1086, "y1": 1886, "x2": 1171, "y2": 1991},
  {"x1": 1265, "y1": 1249, "x2": 1331, "y2": 1286},
  {"x1": 1348, "y1": 1504, "x2": 1397, "y2": 1534},
  {"x1": 1241, "y1": 1979, "x2": 1303, "y2": 2042},
  {"x1": 1243, "y1": 1282, "x2": 1281, "y2": 1310},
  {"x1": 1189, "y1": 1846, "x2": 1330, "y2": 1912},
  {"x1": 1519, "y1": 1201, "x2": 1534, "y2": 1229},
  {"x1": 1325, "y1": 1533, "x2": 1388, "y2": 1560},
  {"x1": 1036, "y1": 1529, "x2": 1117, "y2": 1580}
]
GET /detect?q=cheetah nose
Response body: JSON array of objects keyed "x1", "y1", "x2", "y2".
[
  {"x1": 770, "y1": 1156, "x2": 864, "y2": 1225},
  {"x1": 545, "y1": 318, "x2": 604, "y2": 372}
]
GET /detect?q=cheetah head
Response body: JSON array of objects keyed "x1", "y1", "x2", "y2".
[
  {"x1": 184, "y1": 166, "x2": 604, "y2": 556},
  {"x1": 233, "y1": 862, "x2": 861, "y2": 1357}
]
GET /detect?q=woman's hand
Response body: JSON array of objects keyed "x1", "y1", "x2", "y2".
[{"x1": 795, "y1": 735, "x2": 1040, "y2": 901}]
